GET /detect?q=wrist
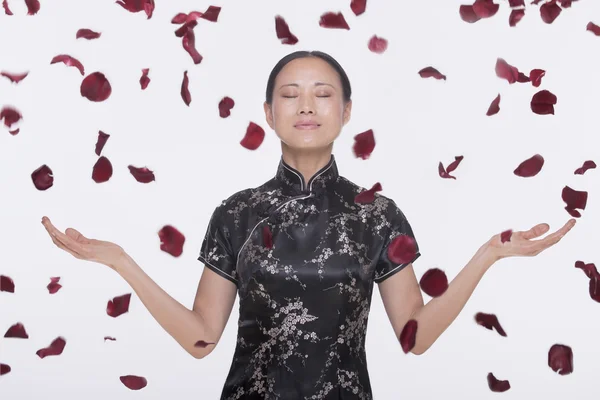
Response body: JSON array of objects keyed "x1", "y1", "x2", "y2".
[{"x1": 112, "y1": 251, "x2": 135, "y2": 275}]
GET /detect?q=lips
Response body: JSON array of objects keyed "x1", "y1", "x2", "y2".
[{"x1": 294, "y1": 121, "x2": 320, "y2": 129}]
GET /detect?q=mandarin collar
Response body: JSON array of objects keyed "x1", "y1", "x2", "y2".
[{"x1": 275, "y1": 154, "x2": 339, "y2": 195}]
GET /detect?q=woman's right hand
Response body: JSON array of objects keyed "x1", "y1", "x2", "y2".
[{"x1": 41, "y1": 216, "x2": 126, "y2": 271}]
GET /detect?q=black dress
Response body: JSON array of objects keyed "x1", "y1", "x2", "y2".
[{"x1": 198, "y1": 154, "x2": 421, "y2": 399}]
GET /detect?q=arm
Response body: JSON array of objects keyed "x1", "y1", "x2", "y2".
[{"x1": 378, "y1": 243, "x2": 494, "y2": 355}]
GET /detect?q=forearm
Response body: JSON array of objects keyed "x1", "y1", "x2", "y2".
[
  {"x1": 115, "y1": 253, "x2": 214, "y2": 359},
  {"x1": 411, "y1": 244, "x2": 496, "y2": 355}
]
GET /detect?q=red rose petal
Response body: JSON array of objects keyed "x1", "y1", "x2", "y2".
[
  {"x1": 116, "y1": 0, "x2": 154, "y2": 19},
  {"x1": 418, "y1": 66, "x2": 446, "y2": 80},
  {"x1": 419, "y1": 268, "x2": 448, "y2": 297},
  {"x1": 104, "y1": 336, "x2": 116, "y2": 341},
  {"x1": 120, "y1": 375, "x2": 147, "y2": 390},
  {"x1": 474, "y1": 312, "x2": 507, "y2": 336},
  {"x1": 140, "y1": 68, "x2": 150, "y2": 90},
  {"x1": 0, "y1": 71, "x2": 29, "y2": 83},
  {"x1": 194, "y1": 340, "x2": 215, "y2": 348},
  {"x1": 95, "y1": 130, "x2": 110, "y2": 156},
  {"x1": 354, "y1": 182, "x2": 382, "y2": 204},
  {"x1": 473, "y1": 0, "x2": 499, "y2": 18},
  {"x1": 399, "y1": 319, "x2": 418, "y2": 353},
  {"x1": 575, "y1": 261, "x2": 599, "y2": 280},
  {"x1": 198, "y1": 5, "x2": 220, "y2": 22},
  {"x1": 31, "y1": 164, "x2": 54, "y2": 190},
  {"x1": 36, "y1": 337, "x2": 66, "y2": 359},
  {"x1": 557, "y1": 0, "x2": 576, "y2": 7},
  {"x1": 128, "y1": 165, "x2": 155, "y2": 183},
  {"x1": 158, "y1": 225, "x2": 185, "y2": 257},
  {"x1": 0, "y1": 106, "x2": 22, "y2": 129},
  {"x1": 516, "y1": 72, "x2": 531, "y2": 83},
  {"x1": 439, "y1": 156, "x2": 464, "y2": 179},
  {"x1": 181, "y1": 71, "x2": 191, "y2": 106},
  {"x1": 561, "y1": 186, "x2": 587, "y2": 216},
  {"x1": 509, "y1": 0, "x2": 525, "y2": 6},
  {"x1": 509, "y1": 9, "x2": 526, "y2": 26},
  {"x1": 486, "y1": 94, "x2": 500, "y2": 116},
  {"x1": 263, "y1": 225, "x2": 273, "y2": 249},
  {"x1": 218, "y1": 96, "x2": 235, "y2": 118},
  {"x1": 350, "y1": 0, "x2": 367, "y2": 16},
  {"x1": 9, "y1": 128, "x2": 19, "y2": 135},
  {"x1": 388, "y1": 235, "x2": 417, "y2": 265},
  {"x1": 47, "y1": 277, "x2": 62, "y2": 294},
  {"x1": 531, "y1": 0, "x2": 544, "y2": 4},
  {"x1": 50, "y1": 54, "x2": 85, "y2": 75},
  {"x1": 353, "y1": 129, "x2": 375, "y2": 160},
  {"x1": 548, "y1": 344, "x2": 573, "y2": 375},
  {"x1": 0, "y1": 363, "x2": 11, "y2": 376},
  {"x1": 275, "y1": 16, "x2": 298, "y2": 45},
  {"x1": 172, "y1": 13, "x2": 188, "y2": 24},
  {"x1": 459, "y1": 5, "x2": 481, "y2": 23},
  {"x1": 2, "y1": 0, "x2": 13, "y2": 15},
  {"x1": 540, "y1": 1, "x2": 561, "y2": 24},
  {"x1": 1, "y1": 275, "x2": 15, "y2": 292},
  {"x1": 81, "y1": 72, "x2": 112, "y2": 102},
  {"x1": 487, "y1": 372, "x2": 511, "y2": 392},
  {"x1": 514, "y1": 154, "x2": 544, "y2": 177},
  {"x1": 175, "y1": 20, "x2": 197, "y2": 37},
  {"x1": 182, "y1": 25, "x2": 203, "y2": 64},
  {"x1": 25, "y1": 0, "x2": 40, "y2": 15},
  {"x1": 319, "y1": 12, "x2": 350, "y2": 30},
  {"x1": 589, "y1": 276, "x2": 600, "y2": 302},
  {"x1": 76, "y1": 28, "x2": 101, "y2": 40},
  {"x1": 107, "y1": 293, "x2": 131, "y2": 318},
  {"x1": 529, "y1": 69, "x2": 545, "y2": 87},
  {"x1": 586, "y1": 22, "x2": 600, "y2": 36},
  {"x1": 500, "y1": 229, "x2": 513, "y2": 243},
  {"x1": 92, "y1": 156, "x2": 113, "y2": 183},
  {"x1": 574, "y1": 160, "x2": 596, "y2": 175},
  {"x1": 4, "y1": 322, "x2": 28, "y2": 338},
  {"x1": 531, "y1": 89, "x2": 557, "y2": 115},
  {"x1": 368, "y1": 35, "x2": 388, "y2": 53},
  {"x1": 495, "y1": 58, "x2": 519, "y2": 83},
  {"x1": 240, "y1": 122, "x2": 265, "y2": 150}
]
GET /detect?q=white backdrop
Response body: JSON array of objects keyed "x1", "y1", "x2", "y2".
[{"x1": 1, "y1": 0, "x2": 599, "y2": 399}]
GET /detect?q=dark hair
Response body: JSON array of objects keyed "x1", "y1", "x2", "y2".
[{"x1": 265, "y1": 50, "x2": 352, "y2": 105}]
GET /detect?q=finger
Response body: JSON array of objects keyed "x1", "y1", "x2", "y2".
[
  {"x1": 531, "y1": 220, "x2": 576, "y2": 251},
  {"x1": 520, "y1": 223, "x2": 550, "y2": 240},
  {"x1": 43, "y1": 220, "x2": 88, "y2": 255},
  {"x1": 65, "y1": 228, "x2": 91, "y2": 244},
  {"x1": 49, "y1": 233, "x2": 83, "y2": 259}
]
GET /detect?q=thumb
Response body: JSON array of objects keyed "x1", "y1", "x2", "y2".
[
  {"x1": 521, "y1": 223, "x2": 550, "y2": 240},
  {"x1": 65, "y1": 228, "x2": 90, "y2": 244}
]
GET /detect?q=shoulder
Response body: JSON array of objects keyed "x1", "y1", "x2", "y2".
[{"x1": 337, "y1": 175, "x2": 399, "y2": 214}]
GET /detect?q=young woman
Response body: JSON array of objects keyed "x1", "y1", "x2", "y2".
[{"x1": 42, "y1": 50, "x2": 576, "y2": 399}]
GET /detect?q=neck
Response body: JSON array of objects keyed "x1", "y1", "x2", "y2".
[{"x1": 280, "y1": 143, "x2": 334, "y2": 184}]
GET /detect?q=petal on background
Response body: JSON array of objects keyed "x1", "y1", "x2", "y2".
[
  {"x1": 50, "y1": 54, "x2": 85, "y2": 75},
  {"x1": 586, "y1": 22, "x2": 600, "y2": 36},
  {"x1": 0, "y1": 275, "x2": 15, "y2": 292},
  {"x1": 509, "y1": 9, "x2": 525, "y2": 26},
  {"x1": 92, "y1": 156, "x2": 113, "y2": 183},
  {"x1": 574, "y1": 160, "x2": 596, "y2": 175},
  {"x1": 352, "y1": 129, "x2": 375, "y2": 160},
  {"x1": 158, "y1": 225, "x2": 185, "y2": 257},
  {"x1": 548, "y1": 344, "x2": 573, "y2": 375},
  {"x1": 419, "y1": 268, "x2": 448, "y2": 297},
  {"x1": 275, "y1": 15, "x2": 299, "y2": 45},
  {"x1": 36, "y1": 337, "x2": 66, "y2": 359},
  {"x1": 47, "y1": 276, "x2": 62, "y2": 294},
  {"x1": 181, "y1": 71, "x2": 191, "y2": 106},
  {"x1": 350, "y1": 0, "x2": 367, "y2": 16},
  {"x1": 81, "y1": 72, "x2": 112, "y2": 102},
  {"x1": 106, "y1": 293, "x2": 132, "y2": 318},
  {"x1": 486, "y1": 94, "x2": 500, "y2": 116},
  {"x1": 25, "y1": 0, "x2": 40, "y2": 15},
  {"x1": 140, "y1": 68, "x2": 150, "y2": 90},
  {"x1": 529, "y1": 69, "x2": 546, "y2": 87},
  {"x1": 218, "y1": 96, "x2": 235, "y2": 118},
  {"x1": 95, "y1": 130, "x2": 110, "y2": 156},
  {"x1": 530, "y1": 89, "x2": 557, "y2": 115},
  {"x1": 514, "y1": 154, "x2": 544, "y2": 177},
  {"x1": 0, "y1": 363, "x2": 11, "y2": 376},
  {"x1": 240, "y1": 122, "x2": 265, "y2": 150},
  {"x1": 120, "y1": 375, "x2": 148, "y2": 390},
  {"x1": 0, "y1": 71, "x2": 29, "y2": 83},
  {"x1": 474, "y1": 312, "x2": 507, "y2": 336},
  {"x1": 4, "y1": 322, "x2": 29, "y2": 338},
  {"x1": 540, "y1": 1, "x2": 562, "y2": 24},
  {"x1": 31, "y1": 164, "x2": 54, "y2": 190},
  {"x1": 418, "y1": 66, "x2": 446, "y2": 80},
  {"x1": 459, "y1": 5, "x2": 481, "y2": 23},
  {"x1": 368, "y1": 35, "x2": 388, "y2": 54},
  {"x1": 319, "y1": 12, "x2": 350, "y2": 29},
  {"x1": 128, "y1": 165, "x2": 155, "y2": 183},
  {"x1": 76, "y1": 28, "x2": 101, "y2": 39},
  {"x1": 487, "y1": 372, "x2": 511, "y2": 392},
  {"x1": 473, "y1": 0, "x2": 499, "y2": 18}
]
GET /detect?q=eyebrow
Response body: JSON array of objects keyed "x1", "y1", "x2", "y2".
[{"x1": 278, "y1": 82, "x2": 336, "y2": 90}]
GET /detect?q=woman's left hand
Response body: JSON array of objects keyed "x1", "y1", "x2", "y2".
[{"x1": 485, "y1": 218, "x2": 577, "y2": 263}]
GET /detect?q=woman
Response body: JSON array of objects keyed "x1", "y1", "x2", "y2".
[{"x1": 41, "y1": 50, "x2": 576, "y2": 399}]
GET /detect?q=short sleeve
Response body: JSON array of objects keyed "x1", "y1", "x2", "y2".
[
  {"x1": 197, "y1": 204, "x2": 238, "y2": 286},
  {"x1": 374, "y1": 201, "x2": 421, "y2": 284}
]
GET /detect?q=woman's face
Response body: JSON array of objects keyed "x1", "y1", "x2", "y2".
[{"x1": 264, "y1": 57, "x2": 352, "y2": 151}]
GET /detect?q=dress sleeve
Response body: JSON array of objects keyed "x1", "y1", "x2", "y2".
[
  {"x1": 197, "y1": 204, "x2": 238, "y2": 286},
  {"x1": 374, "y1": 200, "x2": 421, "y2": 284}
]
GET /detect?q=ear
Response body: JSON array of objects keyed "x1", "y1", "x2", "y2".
[
  {"x1": 342, "y1": 100, "x2": 352, "y2": 126},
  {"x1": 264, "y1": 102, "x2": 274, "y2": 130}
]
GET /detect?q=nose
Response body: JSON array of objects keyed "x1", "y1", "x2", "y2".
[{"x1": 297, "y1": 95, "x2": 315, "y2": 115}]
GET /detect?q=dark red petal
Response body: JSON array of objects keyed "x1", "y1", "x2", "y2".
[
  {"x1": 368, "y1": 35, "x2": 388, "y2": 54},
  {"x1": 574, "y1": 261, "x2": 600, "y2": 280},
  {"x1": 509, "y1": 9, "x2": 525, "y2": 26},
  {"x1": 487, "y1": 372, "x2": 511, "y2": 392},
  {"x1": 474, "y1": 312, "x2": 507, "y2": 336},
  {"x1": 95, "y1": 130, "x2": 110, "y2": 156},
  {"x1": 50, "y1": 54, "x2": 85, "y2": 75},
  {"x1": 562, "y1": 186, "x2": 587, "y2": 217},
  {"x1": 218, "y1": 96, "x2": 235, "y2": 118},
  {"x1": 1, "y1": 275, "x2": 15, "y2": 292},
  {"x1": 589, "y1": 276, "x2": 600, "y2": 302},
  {"x1": 514, "y1": 154, "x2": 544, "y2": 177},
  {"x1": 516, "y1": 72, "x2": 530, "y2": 83},
  {"x1": 557, "y1": 0, "x2": 574, "y2": 7},
  {"x1": 31, "y1": 164, "x2": 54, "y2": 190},
  {"x1": 47, "y1": 277, "x2": 62, "y2": 294},
  {"x1": 439, "y1": 156, "x2": 464, "y2": 179},
  {"x1": 486, "y1": 94, "x2": 500, "y2": 116},
  {"x1": 459, "y1": 5, "x2": 481, "y2": 23},
  {"x1": 350, "y1": 0, "x2": 367, "y2": 16},
  {"x1": 182, "y1": 26, "x2": 203, "y2": 64},
  {"x1": 181, "y1": 71, "x2": 191, "y2": 106},
  {"x1": 25, "y1": 0, "x2": 40, "y2": 15},
  {"x1": 275, "y1": 15, "x2": 299, "y2": 45},
  {"x1": 80, "y1": 72, "x2": 112, "y2": 102},
  {"x1": 120, "y1": 375, "x2": 148, "y2": 390},
  {"x1": 104, "y1": 336, "x2": 116, "y2": 341},
  {"x1": 531, "y1": 89, "x2": 557, "y2": 115},
  {"x1": 143, "y1": 0, "x2": 154, "y2": 19},
  {"x1": 540, "y1": 1, "x2": 561, "y2": 24},
  {"x1": 319, "y1": 12, "x2": 350, "y2": 30},
  {"x1": 240, "y1": 122, "x2": 265, "y2": 150},
  {"x1": 0, "y1": 363, "x2": 11, "y2": 375},
  {"x1": 158, "y1": 225, "x2": 185, "y2": 257},
  {"x1": 586, "y1": 22, "x2": 600, "y2": 36},
  {"x1": 199, "y1": 5, "x2": 221, "y2": 22},
  {"x1": 36, "y1": 337, "x2": 66, "y2": 359},
  {"x1": 116, "y1": 0, "x2": 154, "y2": 18},
  {"x1": 352, "y1": 129, "x2": 375, "y2": 160},
  {"x1": 418, "y1": 66, "x2": 446, "y2": 80},
  {"x1": 500, "y1": 229, "x2": 513, "y2": 243},
  {"x1": 4, "y1": 322, "x2": 29, "y2": 338},
  {"x1": 354, "y1": 182, "x2": 382, "y2": 204},
  {"x1": 128, "y1": 165, "x2": 155, "y2": 183},
  {"x1": 388, "y1": 235, "x2": 417, "y2": 265},
  {"x1": 473, "y1": 0, "x2": 499, "y2": 18},
  {"x1": 419, "y1": 268, "x2": 448, "y2": 297},
  {"x1": 263, "y1": 225, "x2": 273, "y2": 249},
  {"x1": 529, "y1": 69, "x2": 545, "y2": 87},
  {"x1": 175, "y1": 20, "x2": 197, "y2": 37},
  {"x1": 509, "y1": 0, "x2": 525, "y2": 6},
  {"x1": 574, "y1": 160, "x2": 596, "y2": 175},
  {"x1": 0, "y1": 71, "x2": 29, "y2": 83},
  {"x1": 0, "y1": 106, "x2": 22, "y2": 128},
  {"x1": 194, "y1": 340, "x2": 216, "y2": 348},
  {"x1": 76, "y1": 28, "x2": 101, "y2": 39},
  {"x1": 495, "y1": 58, "x2": 519, "y2": 83},
  {"x1": 9, "y1": 128, "x2": 19, "y2": 135},
  {"x1": 139, "y1": 68, "x2": 150, "y2": 89},
  {"x1": 2, "y1": 0, "x2": 13, "y2": 15},
  {"x1": 106, "y1": 293, "x2": 132, "y2": 318},
  {"x1": 92, "y1": 156, "x2": 113, "y2": 183},
  {"x1": 548, "y1": 344, "x2": 573, "y2": 375},
  {"x1": 171, "y1": 12, "x2": 188, "y2": 24},
  {"x1": 399, "y1": 319, "x2": 418, "y2": 353}
]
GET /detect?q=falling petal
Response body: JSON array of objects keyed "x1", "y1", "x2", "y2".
[
  {"x1": 388, "y1": 235, "x2": 417, "y2": 265},
  {"x1": 275, "y1": 16, "x2": 298, "y2": 45},
  {"x1": 218, "y1": 96, "x2": 235, "y2": 118},
  {"x1": 350, "y1": 0, "x2": 367, "y2": 16},
  {"x1": 106, "y1": 293, "x2": 131, "y2": 318},
  {"x1": 418, "y1": 67, "x2": 446, "y2": 80},
  {"x1": 92, "y1": 156, "x2": 113, "y2": 183},
  {"x1": 2, "y1": 0, "x2": 13, "y2": 15},
  {"x1": 439, "y1": 156, "x2": 464, "y2": 179},
  {"x1": 517, "y1": 72, "x2": 531, "y2": 83},
  {"x1": 116, "y1": 0, "x2": 154, "y2": 19},
  {"x1": 194, "y1": 340, "x2": 216, "y2": 348},
  {"x1": 486, "y1": 94, "x2": 500, "y2": 116},
  {"x1": 0, "y1": 106, "x2": 22, "y2": 129},
  {"x1": 120, "y1": 375, "x2": 148, "y2": 390},
  {"x1": 500, "y1": 229, "x2": 513, "y2": 243},
  {"x1": 459, "y1": 5, "x2": 481, "y2": 23},
  {"x1": 354, "y1": 182, "x2": 382, "y2": 204},
  {"x1": 474, "y1": 312, "x2": 507, "y2": 336},
  {"x1": 128, "y1": 166, "x2": 155, "y2": 183},
  {"x1": 181, "y1": 71, "x2": 191, "y2": 106},
  {"x1": 50, "y1": 54, "x2": 85, "y2": 75},
  {"x1": 368, "y1": 35, "x2": 388, "y2": 53},
  {"x1": 4, "y1": 322, "x2": 28, "y2": 338},
  {"x1": 158, "y1": 225, "x2": 185, "y2": 257},
  {"x1": 0, "y1": 363, "x2": 10, "y2": 376},
  {"x1": 419, "y1": 268, "x2": 448, "y2": 297},
  {"x1": 529, "y1": 69, "x2": 545, "y2": 87},
  {"x1": 198, "y1": 5, "x2": 220, "y2": 22},
  {"x1": 399, "y1": 319, "x2": 418, "y2": 353},
  {"x1": 36, "y1": 337, "x2": 66, "y2": 359},
  {"x1": 514, "y1": 154, "x2": 544, "y2": 177},
  {"x1": 47, "y1": 277, "x2": 62, "y2": 294},
  {"x1": 240, "y1": 122, "x2": 265, "y2": 150},
  {"x1": 487, "y1": 373, "x2": 511, "y2": 392},
  {"x1": 139, "y1": 68, "x2": 150, "y2": 90},
  {"x1": 175, "y1": 20, "x2": 197, "y2": 37},
  {"x1": 319, "y1": 12, "x2": 350, "y2": 30},
  {"x1": 586, "y1": 22, "x2": 600, "y2": 36},
  {"x1": 509, "y1": 9, "x2": 525, "y2": 26},
  {"x1": 0, "y1": 71, "x2": 29, "y2": 83},
  {"x1": 76, "y1": 28, "x2": 101, "y2": 40},
  {"x1": 1, "y1": 275, "x2": 15, "y2": 292},
  {"x1": 574, "y1": 160, "x2": 596, "y2": 175},
  {"x1": 473, "y1": 0, "x2": 499, "y2": 18},
  {"x1": 31, "y1": 165, "x2": 54, "y2": 190},
  {"x1": 95, "y1": 130, "x2": 110, "y2": 156},
  {"x1": 182, "y1": 26, "x2": 203, "y2": 64},
  {"x1": 104, "y1": 336, "x2": 116, "y2": 341},
  {"x1": 495, "y1": 58, "x2": 519, "y2": 83},
  {"x1": 25, "y1": 0, "x2": 40, "y2": 15},
  {"x1": 263, "y1": 225, "x2": 273, "y2": 249},
  {"x1": 81, "y1": 72, "x2": 112, "y2": 102},
  {"x1": 574, "y1": 261, "x2": 599, "y2": 280},
  {"x1": 509, "y1": 0, "x2": 525, "y2": 6},
  {"x1": 548, "y1": 344, "x2": 573, "y2": 375},
  {"x1": 352, "y1": 129, "x2": 375, "y2": 160},
  {"x1": 531, "y1": 89, "x2": 557, "y2": 115},
  {"x1": 540, "y1": 1, "x2": 561, "y2": 24}
]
